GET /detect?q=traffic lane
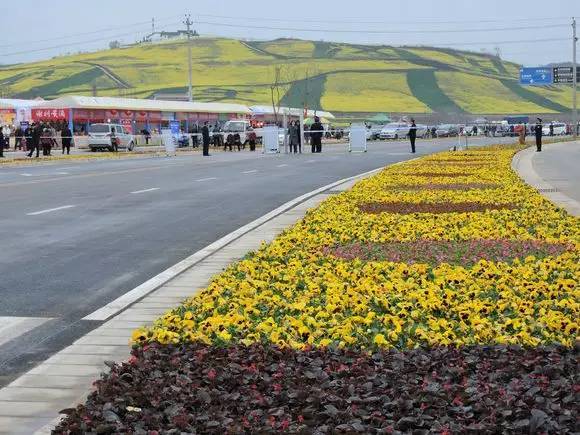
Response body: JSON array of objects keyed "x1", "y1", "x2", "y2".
[
  {"x1": 0, "y1": 137, "x2": 507, "y2": 384},
  {"x1": 533, "y1": 142, "x2": 580, "y2": 202},
  {"x1": 0, "y1": 140, "x2": 423, "y2": 217},
  {"x1": 0, "y1": 142, "x2": 448, "y2": 318}
]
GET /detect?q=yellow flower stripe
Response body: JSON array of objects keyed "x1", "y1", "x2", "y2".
[{"x1": 133, "y1": 146, "x2": 579, "y2": 349}]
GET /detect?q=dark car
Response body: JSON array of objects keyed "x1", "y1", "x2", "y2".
[{"x1": 435, "y1": 124, "x2": 459, "y2": 137}]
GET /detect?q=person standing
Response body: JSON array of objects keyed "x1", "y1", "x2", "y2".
[
  {"x1": 27, "y1": 123, "x2": 41, "y2": 158},
  {"x1": 409, "y1": 118, "x2": 417, "y2": 153},
  {"x1": 61, "y1": 124, "x2": 72, "y2": 155},
  {"x1": 549, "y1": 122, "x2": 554, "y2": 137},
  {"x1": 0, "y1": 129, "x2": 5, "y2": 158},
  {"x1": 288, "y1": 121, "x2": 299, "y2": 154},
  {"x1": 310, "y1": 117, "x2": 323, "y2": 153},
  {"x1": 110, "y1": 127, "x2": 118, "y2": 152},
  {"x1": 535, "y1": 118, "x2": 543, "y2": 152},
  {"x1": 14, "y1": 126, "x2": 23, "y2": 150},
  {"x1": 201, "y1": 121, "x2": 210, "y2": 156},
  {"x1": 297, "y1": 120, "x2": 302, "y2": 153}
]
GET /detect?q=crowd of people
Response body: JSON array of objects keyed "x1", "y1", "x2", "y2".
[{"x1": 0, "y1": 121, "x2": 73, "y2": 158}]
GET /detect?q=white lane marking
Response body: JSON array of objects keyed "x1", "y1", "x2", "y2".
[
  {"x1": 20, "y1": 173, "x2": 34, "y2": 177},
  {"x1": 26, "y1": 205, "x2": 76, "y2": 216},
  {"x1": 276, "y1": 164, "x2": 289, "y2": 168},
  {"x1": 0, "y1": 317, "x2": 53, "y2": 347},
  {"x1": 306, "y1": 159, "x2": 316, "y2": 163},
  {"x1": 83, "y1": 165, "x2": 386, "y2": 322},
  {"x1": 130, "y1": 188, "x2": 160, "y2": 194},
  {"x1": 195, "y1": 177, "x2": 218, "y2": 182},
  {"x1": 55, "y1": 172, "x2": 69, "y2": 175},
  {"x1": 242, "y1": 170, "x2": 258, "y2": 174}
]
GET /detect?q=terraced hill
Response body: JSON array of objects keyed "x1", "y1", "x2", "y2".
[{"x1": 0, "y1": 37, "x2": 575, "y2": 115}]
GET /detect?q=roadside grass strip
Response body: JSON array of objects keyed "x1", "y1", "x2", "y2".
[{"x1": 56, "y1": 145, "x2": 579, "y2": 433}]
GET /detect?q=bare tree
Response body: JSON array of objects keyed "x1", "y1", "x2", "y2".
[{"x1": 270, "y1": 64, "x2": 295, "y2": 124}]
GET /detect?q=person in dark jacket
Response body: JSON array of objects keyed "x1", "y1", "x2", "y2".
[
  {"x1": 0, "y1": 130, "x2": 4, "y2": 158},
  {"x1": 310, "y1": 117, "x2": 324, "y2": 153},
  {"x1": 14, "y1": 126, "x2": 23, "y2": 150},
  {"x1": 535, "y1": 118, "x2": 543, "y2": 152},
  {"x1": 201, "y1": 122, "x2": 210, "y2": 156},
  {"x1": 61, "y1": 125, "x2": 72, "y2": 155},
  {"x1": 409, "y1": 118, "x2": 417, "y2": 153},
  {"x1": 27, "y1": 123, "x2": 42, "y2": 158},
  {"x1": 549, "y1": 122, "x2": 554, "y2": 137}
]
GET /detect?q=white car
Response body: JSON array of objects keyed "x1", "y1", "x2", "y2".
[
  {"x1": 379, "y1": 123, "x2": 411, "y2": 140},
  {"x1": 88, "y1": 123, "x2": 135, "y2": 152},
  {"x1": 542, "y1": 122, "x2": 567, "y2": 136}
]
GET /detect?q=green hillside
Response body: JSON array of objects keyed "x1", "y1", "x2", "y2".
[{"x1": 0, "y1": 37, "x2": 576, "y2": 115}]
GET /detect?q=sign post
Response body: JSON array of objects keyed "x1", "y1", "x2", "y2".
[{"x1": 519, "y1": 67, "x2": 553, "y2": 86}]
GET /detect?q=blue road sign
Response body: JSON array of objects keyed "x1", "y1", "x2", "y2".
[{"x1": 519, "y1": 67, "x2": 553, "y2": 85}]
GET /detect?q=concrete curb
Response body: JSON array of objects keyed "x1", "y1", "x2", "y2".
[
  {"x1": 512, "y1": 145, "x2": 580, "y2": 217},
  {"x1": 0, "y1": 163, "x2": 389, "y2": 435}
]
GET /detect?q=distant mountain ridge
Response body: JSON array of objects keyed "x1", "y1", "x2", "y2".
[{"x1": 0, "y1": 37, "x2": 575, "y2": 115}]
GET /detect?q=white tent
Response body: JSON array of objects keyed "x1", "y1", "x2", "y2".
[{"x1": 35, "y1": 96, "x2": 252, "y2": 115}]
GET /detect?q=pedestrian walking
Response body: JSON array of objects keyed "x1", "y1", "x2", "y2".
[
  {"x1": 61, "y1": 124, "x2": 72, "y2": 155},
  {"x1": 409, "y1": 118, "x2": 417, "y2": 153},
  {"x1": 0, "y1": 129, "x2": 5, "y2": 158},
  {"x1": 40, "y1": 127, "x2": 53, "y2": 156},
  {"x1": 14, "y1": 126, "x2": 23, "y2": 150},
  {"x1": 201, "y1": 122, "x2": 210, "y2": 156},
  {"x1": 535, "y1": 118, "x2": 543, "y2": 152},
  {"x1": 310, "y1": 117, "x2": 324, "y2": 153},
  {"x1": 27, "y1": 123, "x2": 41, "y2": 158},
  {"x1": 288, "y1": 121, "x2": 299, "y2": 154},
  {"x1": 248, "y1": 128, "x2": 257, "y2": 151},
  {"x1": 110, "y1": 127, "x2": 118, "y2": 152},
  {"x1": 212, "y1": 124, "x2": 222, "y2": 149}
]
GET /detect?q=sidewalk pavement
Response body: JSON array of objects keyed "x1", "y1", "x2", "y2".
[
  {"x1": 512, "y1": 141, "x2": 580, "y2": 217},
  {"x1": 0, "y1": 167, "x2": 381, "y2": 435}
]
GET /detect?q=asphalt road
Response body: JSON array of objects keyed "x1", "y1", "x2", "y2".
[
  {"x1": 532, "y1": 141, "x2": 580, "y2": 203},
  {"x1": 0, "y1": 137, "x2": 513, "y2": 386}
]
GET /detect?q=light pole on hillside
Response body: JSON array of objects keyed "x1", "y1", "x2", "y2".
[{"x1": 184, "y1": 14, "x2": 194, "y2": 102}]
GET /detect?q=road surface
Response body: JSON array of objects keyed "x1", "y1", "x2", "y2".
[{"x1": 0, "y1": 137, "x2": 512, "y2": 386}]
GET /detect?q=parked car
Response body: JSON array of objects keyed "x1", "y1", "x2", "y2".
[
  {"x1": 435, "y1": 124, "x2": 459, "y2": 137},
  {"x1": 379, "y1": 123, "x2": 411, "y2": 140},
  {"x1": 88, "y1": 123, "x2": 135, "y2": 152},
  {"x1": 542, "y1": 122, "x2": 567, "y2": 136}
]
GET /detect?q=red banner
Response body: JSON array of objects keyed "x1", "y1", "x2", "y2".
[
  {"x1": 105, "y1": 109, "x2": 119, "y2": 120},
  {"x1": 148, "y1": 111, "x2": 162, "y2": 122},
  {"x1": 73, "y1": 109, "x2": 106, "y2": 122},
  {"x1": 120, "y1": 110, "x2": 133, "y2": 120},
  {"x1": 135, "y1": 111, "x2": 148, "y2": 122},
  {"x1": 32, "y1": 108, "x2": 68, "y2": 121}
]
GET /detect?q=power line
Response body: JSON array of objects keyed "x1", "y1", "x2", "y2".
[
  {"x1": 0, "y1": 15, "x2": 182, "y2": 50},
  {"x1": 194, "y1": 20, "x2": 566, "y2": 34},
  {"x1": 197, "y1": 13, "x2": 573, "y2": 26},
  {"x1": 0, "y1": 22, "x2": 181, "y2": 58}
]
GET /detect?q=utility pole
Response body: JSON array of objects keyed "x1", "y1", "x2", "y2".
[
  {"x1": 184, "y1": 14, "x2": 194, "y2": 102},
  {"x1": 573, "y1": 17, "x2": 578, "y2": 138}
]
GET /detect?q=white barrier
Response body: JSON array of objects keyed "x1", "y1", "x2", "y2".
[{"x1": 348, "y1": 123, "x2": 368, "y2": 153}]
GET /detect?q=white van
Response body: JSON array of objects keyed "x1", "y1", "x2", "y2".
[
  {"x1": 542, "y1": 122, "x2": 567, "y2": 136},
  {"x1": 88, "y1": 123, "x2": 136, "y2": 152}
]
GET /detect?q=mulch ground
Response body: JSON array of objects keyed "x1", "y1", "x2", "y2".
[
  {"x1": 388, "y1": 183, "x2": 501, "y2": 191},
  {"x1": 359, "y1": 202, "x2": 517, "y2": 214},
  {"x1": 53, "y1": 344, "x2": 579, "y2": 434},
  {"x1": 408, "y1": 172, "x2": 472, "y2": 178},
  {"x1": 323, "y1": 239, "x2": 572, "y2": 266}
]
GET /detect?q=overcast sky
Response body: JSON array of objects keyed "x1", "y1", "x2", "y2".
[{"x1": 1, "y1": 0, "x2": 579, "y2": 66}]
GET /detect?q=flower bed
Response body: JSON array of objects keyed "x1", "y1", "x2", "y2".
[
  {"x1": 55, "y1": 344, "x2": 578, "y2": 434},
  {"x1": 391, "y1": 183, "x2": 501, "y2": 191},
  {"x1": 323, "y1": 239, "x2": 572, "y2": 266},
  {"x1": 358, "y1": 201, "x2": 517, "y2": 214},
  {"x1": 55, "y1": 146, "x2": 579, "y2": 432}
]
